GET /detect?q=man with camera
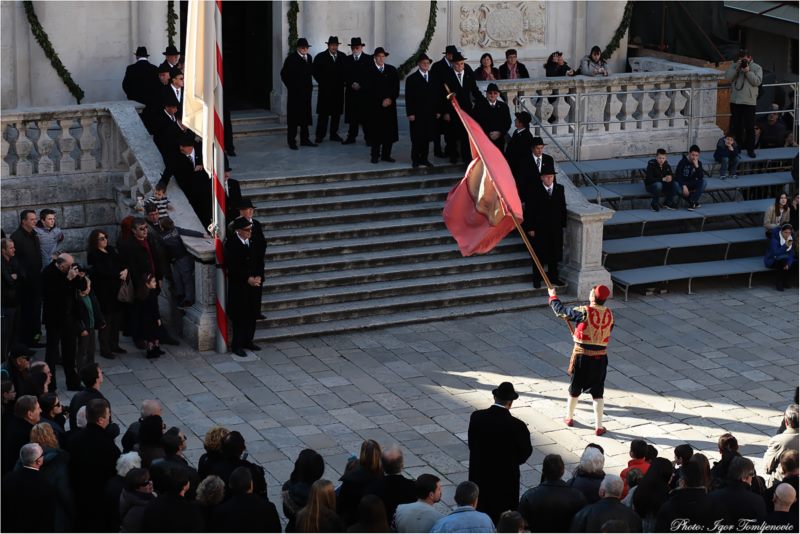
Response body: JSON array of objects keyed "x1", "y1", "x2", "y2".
[{"x1": 725, "y1": 49, "x2": 762, "y2": 158}]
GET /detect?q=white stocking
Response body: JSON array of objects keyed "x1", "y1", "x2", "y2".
[
  {"x1": 567, "y1": 396, "x2": 579, "y2": 419},
  {"x1": 593, "y1": 398, "x2": 604, "y2": 429}
]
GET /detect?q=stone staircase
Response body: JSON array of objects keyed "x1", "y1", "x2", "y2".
[
  {"x1": 231, "y1": 109, "x2": 285, "y2": 139},
  {"x1": 239, "y1": 166, "x2": 556, "y2": 341}
]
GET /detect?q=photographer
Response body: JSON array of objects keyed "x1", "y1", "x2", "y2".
[{"x1": 724, "y1": 49, "x2": 762, "y2": 158}]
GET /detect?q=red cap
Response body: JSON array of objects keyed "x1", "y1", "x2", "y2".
[{"x1": 593, "y1": 284, "x2": 610, "y2": 301}]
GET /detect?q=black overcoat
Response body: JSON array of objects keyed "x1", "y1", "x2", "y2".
[
  {"x1": 122, "y1": 60, "x2": 160, "y2": 105},
  {"x1": 467, "y1": 405, "x2": 533, "y2": 524},
  {"x1": 525, "y1": 181, "x2": 566, "y2": 264},
  {"x1": 514, "y1": 151, "x2": 555, "y2": 209},
  {"x1": 474, "y1": 98, "x2": 512, "y2": 151},
  {"x1": 210, "y1": 494, "x2": 282, "y2": 533},
  {"x1": 404, "y1": 69, "x2": 439, "y2": 142},
  {"x1": 224, "y1": 235, "x2": 262, "y2": 323},
  {"x1": 364, "y1": 62, "x2": 399, "y2": 146},
  {"x1": 343, "y1": 53, "x2": 372, "y2": 124},
  {"x1": 280, "y1": 52, "x2": 314, "y2": 126},
  {"x1": 313, "y1": 50, "x2": 346, "y2": 116}
]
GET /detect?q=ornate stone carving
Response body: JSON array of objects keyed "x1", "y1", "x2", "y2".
[{"x1": 459, "y1": 2, "x2": 545, "y2": 49}]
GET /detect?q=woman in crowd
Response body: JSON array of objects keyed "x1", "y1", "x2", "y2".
[
  {"x1": 764, "y1": 222, "x2": 795, "y2": 291},
  {"x1": 475, "y1": 53, "x2": 499, "y2": 81},
  {"x1": 544, "y1": 51, "x2": 574, "y2": 77},
  {"x1": 195, "y1": 475, "x2": 226, "y2": 527},
  {"x1": 579, "y1": 45, "x2": 608, "y2": 76},
  {"x1": 198, "y1": 426, "x2": 230, "y2": 479},
  {"x1": 283, "y1": 448, "x2": 326, "y2": 532},
  {"x1": 347, "y1": 494, "x2": 390, "y2": 533},
  {"x1": 106, "y1": 452, "x2": 142, "y2": 532},
  {"x1": 119, "y1": 467, "x2": 156, "y2": 533},
  {"x1": 764, "y1": 192, "x2": 792, "y2": 234},
  {"x1": 38, "y1": 392, "x2": 67, "y2": 446},
  {"x1": 567, "y1": 445, "x2": 606, "y2": 504},
  {"x1": 337, "y1": 439, "x2": 384, "y2": 526},
  {"x1": 296, "y1": 479, "x2": 345, "y2": 533},
  {"x1": 87, "y1": 229, "x2": 128, "y2": 358},
  {"x1": 632, "y1": 457, "x2": 674, "y2": 532},
  {"x1": 27, "y1": 422, "x2": 75, "y2": 532},
  {"x1": 137, "y1": 414, "x2": 166, "y2": 468}
]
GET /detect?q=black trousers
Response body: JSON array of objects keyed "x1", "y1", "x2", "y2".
[
  {"x1": 287, "y1": 121, "x2": 310, "y2": 146},
  {"x1": 409, "y1": 121, "x2": 431, "y2": 164},
  {"x1": 370, "y1": 143, "x2": 393, "y2": 160},
  {"x1": 347, "y1": 116, "x2": 367, "y2": 141},
  {"x1": 569, "y1": 354, "x2": 608, "y2": 398},
  {"x1": 223, "y1": 107, "x2": 235, "y2": 154},
  {"x1": 445, "y1": 123, "x2": 470, "y2": 163},
  {"x1": 316, "y1": 114, "x2": 341, "y2": 140},
  {"x1": 18, "y1": 283, "x2": 41, "y2": 345},
  {"x1": 531, "y1": 235, "x2": 562, "y2": 283},
  {"x1": 45, "y1": 324, "x2": 79, "y2": 389},
  {"x1": 231, "y1": 316, "x2": 256, "y2": 349},
  {"x1": 98, "y1": 308, "x2": 123, "y2": 354},
  {"x1": 730, "y1": 103, "x2": 756, "y2": 151},
  {"x1": 772, "y1": 261, "x2": 795, "y2": 290}
]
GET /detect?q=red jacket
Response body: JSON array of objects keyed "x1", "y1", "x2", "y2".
[{"x1": 620, "y1": 458, "x2": 650, "y2": 499}]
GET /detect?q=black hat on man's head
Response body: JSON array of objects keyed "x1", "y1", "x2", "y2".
[
  {"x1": 135, "y1": 46, "x2": 149, "y2": 58},
  {"x1": 515, "y1": 111, "x2": 532, "y2": 125},
  {"x1": 451, "y1": 52, "x2": 467, "y2": 62},
  {"x1": 325, "y1": 36, "x2": 340, "y2": 45},
  {"x1": 541, "y1": 162, "x2": 556, "y2": 176},
  {"x1": 417, "y1": 53, "x2": 432, "y2": 63},
  {"x1": 163, "y1": 92, "x2": 180, "y2": 108},
  {"x1": 373, "y1": 47, "x2": 389, "y2": 57},
  {"x1": 444, "y1": 45, "x2": 458, "y2": 55},
  {"x1": 492, "y1": 382, "x2": 519, "y2": 401},
  {"x1": 237, "y1": 198, "x2": 255, "y2": 210},
  {"x1": 532, "y1": 136, "x2": 547, "y2": 147},
  {"x1": 295, "y1": 38, "x2": 311, "y2": 48},
  {"x1": 349, "y1": 37, "x2": 365, "y2": 47},
  {"x1": 178, "y1": 132, "x2": 196, "y2": 147},
  {"x1": 158, "y1": 63, "x2": 172, "y2": 74},
  {"x1": 486, "y1": 83, "x2": 500, "y2": 93},
  {"x1": 8, "y1": 342, "x2": 33, "y2": 360},
  {"x1": 169, "y1": 67, "x2": 183, "y2": 80},
  {"x1": 231, "y1": 216, "x2": 253, "y2": 231},
  {"x1": 163, "y1": 45, "x2": 181, "y2": 56}
]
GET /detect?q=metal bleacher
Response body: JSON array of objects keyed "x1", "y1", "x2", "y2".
[{"x1": 562, "y1": 147, "x2": 798, "y2": 299}]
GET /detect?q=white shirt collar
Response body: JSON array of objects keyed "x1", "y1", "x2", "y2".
[
  {"x1": 237, "y1": 234, "x2": 249, "y2": 246},
  {"x1": 492, "y1": 403, "x2": 508, "y2": 410}
]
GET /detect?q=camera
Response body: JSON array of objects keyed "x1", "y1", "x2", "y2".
[{"x1": 740, "y1": 59, "x2": 749, "y2": 69}]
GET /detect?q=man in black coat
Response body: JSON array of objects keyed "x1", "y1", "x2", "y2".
[
  {"x1": 474, "y1": 83, "x2": 511, "y2": 153},
  {"x1": 405, "y1": 54, "x2": 440, "y2": 168},
  {"x1": 161, "y1": 132, "x2": 213, "y2": 229},
  {"x1": 518, "y1": 453, "x2": 587, "y2": 532},
  {"x1": 1, "y1": 395, "x2": 40, "y2": 475},
  {"x1": 142, "y1": 466, "x2": 205, "y2": 532},
  {"x1": 122, "y1": 46, "x2": 160, "y2": 105},
  {"x1": 313, "y1": 36, "x2": 346, "y2": 143},
  {"x1": 441, "y1": 52, "x2": 482, "y2": 164},
  {"x1": 149, "y1": 93, "x2": 184, "y2": 157},
  {"x1": 523, "y1": 160, "x2": 566, "y2": 288},
  {"x1": 10, "y1": 210, "x2": 43, "y2": 348},
  {"x1": 570, "y1": 475, "x2": 642, "y2": 532},
  {"x1": 211, "y1": 467, "x2": 281, "y2": 533},
  {"x1": 42, "y1": 253, "x2": 85, "y2": 390},
  {"x1": 224, "y1": 217, "x2": 263, "y2": 357},
  {"x1": 162, "y1": 67, "x2": 184, "y2": 117},
  {"x1": 230, "y1": 199, "x2": 267, "y2": 266},
  {"x1": 708, "y1": 457, "x2": 767, "y2": 527},
  {"x1": 467, "y1": 382, "x2": 532, "y2": 524},
  {"x1": 365, "y1": 447, "x2": 417, "y2": 521},
  {"x1": 655, "y1": 462, "x2": 718, "y2": 532},
  {"x1": 1, "y1": 238, "x2": 24, "y2": 358},
  {"x1": 159, "y1": 45, "x2": 181, "y2": 72},
  {"x1": 364, "y1": 47, "x2": 400, "y2": 163},
  {"x1": 67, "y1": 363, "x2": 120, "y2": 438},
  {"x1": 506, "y1": 111, "x2": 534, "y2": 188},
  {"x1": 280, "y1": 38, "x2": 316, "y2": 150},
  {"x1": 67, "y1": 398, "x2": 121, "y2": 532},
  {"x1": 118, "y1": 218, "x2": 165, "y2": 294},
  {"x1": 431, "y1": 45, "x2": 472, "y2": 158},
  {"x1": 1, "y1": 443, "x2": 57, "y2": 533},
  {"x1": 342, "y1": 37, "x2": 372, "y2": 144}
]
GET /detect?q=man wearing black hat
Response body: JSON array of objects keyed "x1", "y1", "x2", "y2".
[
  {"x1": 505, "y1": 111, "x2": 534, "y2": 181},
  {"x1": 229, "y1": 199, "x2": 267, "y2": 264},
  {"x1": 280, "y1": 38, "x2": 316, "y2": 150},
  {"x1": 474, "y1": 83, "x2": 511, "y2": 152},
  {"x1": 150, "y1": 92, "x2": 184, "y2": 157},
  {"x1": 122, "y1": 47, "x2": 160, "y2": 106},
  {"x1": 430, "y1": 45, "x2": 473, "y2": 158},
  {"x1": 160, "y1": 132, "x2": 213, "y2": 229},
  {"x1": 313, "y1": 36, "x2": 346, "y2": 143},
  {"x1": 342, "y1": 37, "x2": 372, "y2": 144},
  {"x1": 160, "y1": 45, "x2": 181, "y2": 71},
  {"x1": 441, "y1": 52, "x2": 482, "y2": 164},
  {"x1": 163, "y1": 67, "x2": 184, "y2": 117},
  {"x1": 524, "y1": 160, "x2": 566, "y2": 288},
  {"x1": 405, "y1": 54, "x2": 440, "y2": 168},
  {"x1": 467, "y1": 381, "x2": 532, "y2": 525},
  {"x1": 365, "y1": 47, "x2": 400, "y2": 163},
  {"x1": 224, "y1": 217, "x2": 263, "y2": 356}
]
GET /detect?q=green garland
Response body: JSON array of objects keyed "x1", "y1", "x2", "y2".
[
  {"x1": 167, "y1": 0, "x2": 178, "y2": 48},
  {"x1": 602, "y1": 0, "x2": 634, "y2": 60},
  {"x1": 287, "y1": 1, "x2": 299, "y2": 52},
  {"x1": 398, "y1": 1, "x2": 437, "y2": 79},
  {"x1": 22, "y1": 1, "x2": 84, "y2": 104}
]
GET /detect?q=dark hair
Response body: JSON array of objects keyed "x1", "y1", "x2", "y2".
[
  {"x1": 37, "y1": 392, "x2": 57, "y2": 417},
  {"x1": 87, "y1": 229, "x2": 108, "y2": 252},
  {"x1": 39, "y1": 209, "x2": 56, "y2": 220},
  {"x1": 80, "y1": 363, "x2": 101, "y2": 388},
  {"x1": 674, "y1": 444, "x2": 693, "y2": 465},
  {"x1": 86, "y1": 398, "x2": 110, "y2": 424},
  {"x1": 221, "y1": 431, "x2": 246, "y2": 460},
  {"x1": 124, "y1": 467, "x2": 150, "y2": 491},
  {"x1": 132, "y1": 217, "x2": 147, "y2": 230},
  {"x1": 19, "y1": 210, "x2": 35, "y2": 222},
  {"x1": 14, "y1": 395, "x2": 38, "y2": 418},
  {"x1": 160, "y1": 217, "x2": 175, "y2": 232},
  {"x1": 689, "y1": 453, "x2": 712, "y2": 491},
  {"x1": 632, "y1": 457, "x2": 673, "y2": 517},
  {"x1": 415, "y1": 473, "x2": 440, "y2": 500},
  {"x1": 166, "y1": 465, "x2": 190, "y2": 495},
  {"x1": 541, "y1": 454, "x2": 565, "y2": 482},
  {"x1": 155, "y1": 182, "x2": 167, "y2": 192},
  {"x1": 718, "y1": 433, "x2": 738, "y2": 453},
  {"x1": 1, "y1": 379, "x2": 13, "y2": 396},
  {"x1": 630, "y1": 439, "x2": 648, "y2": 459},
  {"x1": 728, "y1": 456, "x2": 755, "y2": 481},
  {"x1": 678, "y1": 462, "x2": 703, "y2": 488},
  {"x1": 229, "y1": 466, "x2": 253, "y2": 495},
  {"x1": 354, "y1": 494, "x2": 389, "y2": 532},
  {"x1": 645, "y1": 445, "x2": 658, "y2": 462},
  {"x1": 590, "y1": 45, "x2": 602, "y2": 55},
  {"x1": 780, "y1": 449, "x2": 798, "y2": 474},
  {"x1": 656, "y1": 148, "x2": 667, "y2": 156},
  {"x1": 359, "y1": 439, "x2": 382, "y2": 477},
  {"x1": 775, "y1": 192, "x2": 790, "y2": 215},
  {"x1": 689, "y1": 144, "x2": 701, "y2": 153},
  {"x1": 25, "y1": 370, "x2": 49, "y2": 397},
  {"x1": 162, "y1": 432, "x2": 182, "y2": 456},
  {"x1": 289, "y1": 449, "x2": 325, "y2": 485},
  {"x1": 480, "y1": 53, "x2": 494, "y2": 67},
  {"x1": 505, "y1": 49, "x2": 517, "y2": 58},
  {"x1": 138, "y1": 415, "x2": 164, "y2": 448},
  {"x1": 497, "y1": 510, "x2": 525, "y2": 533},
  {"x1": 454, "y1": 480, "x2": 479, "y2": 506},
  {"x1": 149, "y1": 461, "x2": 173, "y2": 494}
]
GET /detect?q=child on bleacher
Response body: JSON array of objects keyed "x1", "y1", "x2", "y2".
[
  {"x1": 713, "y1": 134, "x2": 741, "y2": 180},
  {"x1": 145, "y1": 182, "x2": 173, "y2": 219}
]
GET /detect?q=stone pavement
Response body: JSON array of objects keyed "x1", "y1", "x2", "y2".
[{"x1": 58, "y1": 277, "x2": 797, "y2": 520}]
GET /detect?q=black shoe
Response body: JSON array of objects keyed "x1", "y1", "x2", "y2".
[
  {"x1": 289, "y1": 144, "x2": 298, "y2": 150},
  {"x1": 422, "y1": 161, "x2": 435, "y2": 168},
  {"x1": 533, "y1": 279, "x2": 542, "y2": 289},
  {"x1": 371, "y1": 157, "x2": 380, "y2": 164},
  {"x1": 650, "y1": 204, "x2": 660, "y2": 212},
  {"x1": 664, "y1": 203, "x2": 676, "y2": 211},
  {"x1": 227, "y1": 149, "x2": 237, "y2": 157},
  {"x1": 381, "y1": 156, "x2": 396, "y2": 163},
  {"x1": 747, "y1": 150, "x2": 756, "y2": 158},
  {"x1": 232, "y1": 347, "x2": 247, "y2": 357},
  {"x1": 154, "y1": 347, "x2": 165, "y2": 355},
  {"x1": 111, "y1": 347, "x2": 127, "y2": 354},
  {"x1": 257, "y1": 313, "x2": 267, "y2": 320},
  {"x1": 146, "y1": 349, "x2": 160, "y2": 359},
  {"x1": 434, "y1": 151, "x2": 447, "y2": 158},
  {"x1": 300, "y1": 140, "x2": 318, "y2": 147},
  {"x1": 161, "y1": 336, "x2": 180, "y2": 346},
  {"x1": 245, "y1": 343, "x2": 261, "y2": 351},
  {"x1": 342, "y1": 138, "x2": 356, "y2": 145},
  {"x1": 314, "y1": 138, "x2": 324, "y2": 144},
  {"x1": 100, "y1": 352, "x2": 116, "y2": 359},
  {"x1": 412, "y1": 161, "x2": 420, "y2": 168},
  {"x1": 330, "y1": 134, "x2": 344, "y2": 142}
]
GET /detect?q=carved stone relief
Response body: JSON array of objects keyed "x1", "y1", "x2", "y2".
[{"x1": 458, "y1": 2, "x2": 546, "y2": 49}]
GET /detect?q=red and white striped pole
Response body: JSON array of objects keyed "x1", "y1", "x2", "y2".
[{"x1": 211, "y1": 0, "x2": 228, "y2": 353}]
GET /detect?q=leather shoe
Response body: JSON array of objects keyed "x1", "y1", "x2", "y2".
[
  {"x1": 289, "y1": 144, "x2": 298, "y2": 150},
  {"x1": 330, "y1": 134, "x2": 344, "y2": 142},
  {"x1": 112, "y1": 347, "x2": 128, "y2": 354},
  {"x1": 257, "y1": 313, "x2": 267, "y2": 320},
  {"x1": 342, "y1": 138, "x2": 356, "y2": 145},
  {"x1": 371, "y1": 157, "x2": 380, "y2": 164},
  {"x1": 232, "y1": 347, "x2": 247, "y2": 357},
  {"x1": 245, "y1": 343, "x2": 261, "y2": 351},
  {"x1": 381, "y1": 156, "x2": 396, "y2": 163},
  {"x1": 532, "y1": 279, "x2": 542, "y2": 289},
  {"x1": 747, "y1": 149, "x2": 756, "y2": 158},
  {"x1": 227, "y1": 148, "x2": 237, "y2": 157},
  {"x1": 422, "y1": 161, "x2": 435, "y2": 168},
  {"x1": 300, "y1": 141, "x2": 318, "y2": 147}
]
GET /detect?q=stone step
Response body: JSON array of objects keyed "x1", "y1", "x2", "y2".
[
  {"x1": 262, "y1": 266, "x2": 533, "y2": 310},
  {"x1": 254, "y1": 294, "x2": 554, "y2": 341},
  {"x1": 266, "y1": 215, "x2": 445, "y2": 245},
  {"x1": 264, "y1": 249, "x2": 530, "y2": 292},
  {"x1": 230, "y1": 110, "x2": 280, "y2": 126},
  {"x1": 264, "y1": 241, "x2": 524, "y2": 277},
  {"x1": 255, "y1": 186, "x2": 451, "y2": 215},
  {"x1": 262, "y1": 201, "x2": 443, "y2": 230},
  {"x1": 256, "y1": 281, "x2": 551, "y2": 328},
  {"x1": 235, "y1": 163, "x2": 463, "y2": 188},
  {"x1": 265, "y1": 229, "x2": 454, "y2": 260},
  {"x1": 232, "y1": 122, "x2": 286, "y2": 138}
]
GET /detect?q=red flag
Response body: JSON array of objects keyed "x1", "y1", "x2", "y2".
[{"x1": 443, "y1": 96, "x2": 524, "y2": 256}]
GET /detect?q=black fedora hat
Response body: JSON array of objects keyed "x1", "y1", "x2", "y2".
[
  {"x1": 417, "y1": 53, "x2": 432, "y2": 63},
  {"x1": 451, "y1": 51, "x2": 467, "y2": 62},
  {"x1": 135, "y1": 46, "x2": 149, "y2": 57},
  {"x1": 532, "y1": 136, "x2": 547, "y2": 147},
  {"x1": 373, "y1": 47, "x2": 389, "y2": 57},
  {"x1": 486, "y1": 83, "x2": 500, "y2": 93},
  {"x1": 443, "y1": 45, "x2": 458, "y2": 55},
  {"x1": 325, "y1": 36, "x2": 340, "y2": 45},
  {"x1": 178, "y1": 132, "x2": 196, "y2": 147},
  {"x1": 541, "y1": 162, "x2": 556, "y2": 176},
  {"x1": 348, "y1": 37, "x2": 365, "y2": 47},
  {"x1": 162, "y1": 45, "x2": 181, "y2": 56},
  {"x1": 492, "y1": 382, "x2": 519, "y2": 401},
  {"x1": 295, "y1": 37, "x2": 311, "y2": 48},
  {"x1": 163, "y1": 92, "x2": 180, "y2": 108},
  {"x1": 515, "y1": 111, "x2": 532, "y2": 125},
  {"x1": 169, "y1": 66, "x2": 183, "y2": 79},
  {"x1": 158, "y1": 63, "x2": 172, "y2": 74},
  {"x1": 231, "y1": 216, "x2": 253, "y2": 231},
  {"x1": 237, "y1": 198, "x2": 255, "y2": 209}
]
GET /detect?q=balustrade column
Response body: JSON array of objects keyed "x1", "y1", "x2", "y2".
[
  {"x1": 36, "y1": 120, "x2": 55, "y2": 173},
  {"x1": 1, "y1": 127, "x2": 10, "y2": 177},
  {"x1": 79, "y1": 116, "x2": 98, "y2": 171},
  {"x1": 15, "y1": 123, "x2": 34, "y2": 176},
  {"x1": 58, "y1": 119, "x2": 77, "y2": 172}
]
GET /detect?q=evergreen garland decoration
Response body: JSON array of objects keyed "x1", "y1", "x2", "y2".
[
  {"x1": 287, "y1": 1, "x2": 299, "y2": 51},
  {"x1": 602, "y1": 0, "x2": 634, "y2": 60},
  {"x1": 22, "y1": 1, "x2": 84, "y2": 104},
  {"x1": 167, "y1": 0, "x2": 178, "y2": 47},
  {"x1": 397, "y1": 1, "x2": 438, "y2": 79}
]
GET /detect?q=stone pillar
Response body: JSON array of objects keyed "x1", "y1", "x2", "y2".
[
  {"x1": 584, "y1": 1, "x2": 628, "y2": 75},
  {"x1": 137, "y1": 1, "x2": 167, "y2": 59},
  {"x1": 271, "y1": 0, "x2": 288, "y2": 119},
  {"x1": 385, "y1": 1, "x2": 427, "y2": 61},
  {"x1": 182, "y1": 238, "x2": 218, "y2": 351}
]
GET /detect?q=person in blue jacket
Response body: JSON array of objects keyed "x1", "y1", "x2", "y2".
[
  {"x1": 713, "y1": 134, "x2": 741, "y2": 180},
  {"x1": 764, "y1": 223, "x2": 795, "y2": 291},
  {"x1": 675, "y1": 145, "x2": 707, "y2": 210}
]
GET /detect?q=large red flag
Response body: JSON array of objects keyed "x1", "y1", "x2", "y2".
[{"x1": 442, "y1": 96, "x2": 524, "y2": 256}]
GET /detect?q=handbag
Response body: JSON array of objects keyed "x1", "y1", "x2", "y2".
[{"x1": 117, "y1": 276, "x2": 134, "y2": 303}]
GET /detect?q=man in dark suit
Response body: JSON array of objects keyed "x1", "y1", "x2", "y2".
[
  {"x1": 441, "y1": 52, "x2": 482, "y2": 164},
  {"x1": 67, "y1": 398, "x2": 121, "y2": 532},
  {"x1": 67, "y1": 363, "x2": 120, "y2": 438},
  {"x1": 161, "y1": 133, "x2": 212, "y2": 229},
  {"x1": 506, "y1": 111, "x2": 534, "y2": 188},
  {"x1": 280, "y1": 38, "x2": 316, "y2": 150},
  {"x1": 1, "y1": 395, "x2": 39, "y2": 475},
  {"x1": 524, "y1": 161, "x2": 566, "y2": 288},
  {"x1": 467, "y1": 382, "x2": 532, "y2": 525},
  {"x1": 365, "y1": 47, "x2": 400, "y2": 163},
  {"x1": 498, "y1": 49, "x2": 530, "y2": 79},
  {"x1": 474, "y1": 83, "x2": 511, "y2": 152},
  {"x1": 148, "y1": 93, "x2": 183, "y2": 156},
  {"x1": 122, "y1": 46, "x2": 159, "y2": 105},
  {"x1": 224, "y1": 217, "x2": 263, "y2": 357},
  {"x1": 1, "y1": 443, "x2": 57, "y2": 532},
  {"x1": 210, "y1": 467, "x2": 282, "y2": 532},
  {"x1": 342, "y1": 37, "x2": 372, "y2": 144},
  {"x1": 405, "y1": 54, "x2": 439, "y2": 168},
  {"x1": 431, "y1": 45, "x2": 471, "y2": 158},
  {"x1": 159, "y1": 45, "x2": 181, "y2": 71},
  {"x1": 162, "y1": 67, "x2": 184, "y2": 117},
  {"x1": 365, "y1": 447, "x2": 417, "y2": 521},
  {"x1": 313, "y1": 36, "x2": 346, "y2": 143},
  {"x1": 10, "y1": 210, "x2": 43, "y2": 348}
]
